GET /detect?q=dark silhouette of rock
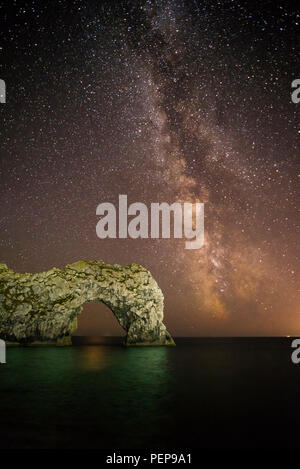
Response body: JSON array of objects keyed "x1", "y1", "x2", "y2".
[{"x1": 0, "y1": 261, "x2": 175, "y2": 346}]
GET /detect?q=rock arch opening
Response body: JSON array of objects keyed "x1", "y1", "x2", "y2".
[{"x1": 73, "y1": 301, "x2": 126, "y2": 342}]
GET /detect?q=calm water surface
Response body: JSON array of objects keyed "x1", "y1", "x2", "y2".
[{"x1": 0, "y1": 338, "x2": 299, "y2": 449}]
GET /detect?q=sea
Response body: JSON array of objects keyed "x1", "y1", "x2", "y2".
[{"x1": 0, "y1": 337, "x2": 299, "y2": 449}]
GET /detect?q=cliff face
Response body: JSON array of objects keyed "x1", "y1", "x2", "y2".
[{"x1": 0, "y1": 261, "x2": 174, "y2": 346}]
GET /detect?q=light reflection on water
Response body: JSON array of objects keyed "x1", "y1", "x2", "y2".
[
  {"x1": 77, "y1": 346, "x2": 111, "y2": 371},
  {"x1": 1, "y1": 340, "x2": 300, "y2": 449},
  {"x1": 0, "y1": 345, "x2": 173, "y2": 448}
]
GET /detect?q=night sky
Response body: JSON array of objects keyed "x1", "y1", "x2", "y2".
[{"x1": 0, "y1": 0, "x2": 299, "y2": 336}]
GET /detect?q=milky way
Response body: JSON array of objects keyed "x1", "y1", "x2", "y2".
[{"x1": 0, "y1": 0, "x2": 299, "y2": 335}]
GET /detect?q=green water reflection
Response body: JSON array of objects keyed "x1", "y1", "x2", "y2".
[
  {"x1": 0, "y1": 346, "x2": 174, "y2": 449},
  {"x1": 2, "y1": 340, "x2": 300, "y2": 449}
]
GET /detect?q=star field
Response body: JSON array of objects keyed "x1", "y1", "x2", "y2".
[{"x1": 0, "y1": 0, "x2": 299, "y2": 335}]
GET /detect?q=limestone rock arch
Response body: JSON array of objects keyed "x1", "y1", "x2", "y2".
[{"x1": 0, "y1": 261, "x2": 174, "y2": 346}]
